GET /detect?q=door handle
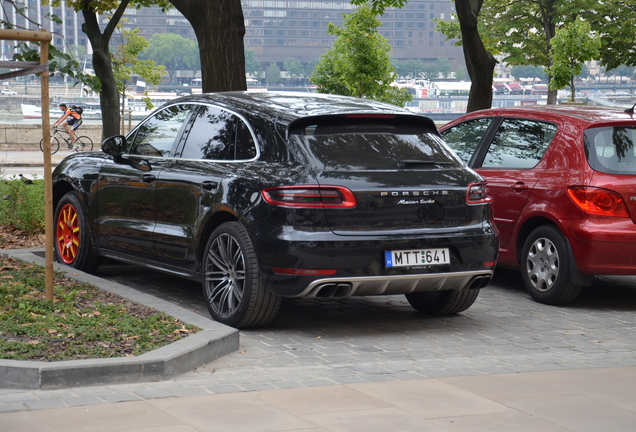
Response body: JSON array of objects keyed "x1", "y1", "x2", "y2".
[
  {"x1": 511, "y1": 182, "x2": 529, "y2": 192},
  {"x1": 202, "y1": 181, "x2": 219, "y2": 191},
  {"x1": 141, "y1": 174, "x2": 156, "y2": 183}
]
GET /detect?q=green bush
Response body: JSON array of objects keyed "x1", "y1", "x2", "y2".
[{"x1": 0, "y1": 176, "x2": 45, "y2": 233}]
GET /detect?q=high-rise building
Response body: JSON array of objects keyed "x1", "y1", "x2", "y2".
[
  {"x1": 2, "y1": 0, "x2": 464, "y2": 70},
  {"x1": 241, "y1": 0, "x2": 463, "y2": 66}
]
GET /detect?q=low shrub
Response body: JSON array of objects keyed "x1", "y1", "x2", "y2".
[{"x1": 0, "y1": 176, "x2": 45, "y2": 233}]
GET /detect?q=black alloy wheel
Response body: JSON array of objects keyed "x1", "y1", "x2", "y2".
[{"x1": 202, "y1": 222, "x2": 281, "y2": 328}]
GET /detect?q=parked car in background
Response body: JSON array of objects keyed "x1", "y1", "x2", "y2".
[
  {"x1": 440, "y1": 105, "x2": 636, "y2": 305},
  {"x1": 51, "y1": 91, "x2": 498, "y2": 328},
  {"x1": 1, "y1": 89, "x2": 17, "y2": 96}
]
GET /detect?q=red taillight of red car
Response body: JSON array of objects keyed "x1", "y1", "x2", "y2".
[
  {"x1": 262, "y1": 186, "x2": 357, "y2": 208},
  {"x1": 567, "y1": 186, "x2": 630, "y2": 217},
  {"x1": 466, "y1": 182, "x2": 492, "y2": 204}
]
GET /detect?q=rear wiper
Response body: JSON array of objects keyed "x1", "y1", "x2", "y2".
[{"x1": 398, "y1": 159, "x2": 454, "y2": 169}]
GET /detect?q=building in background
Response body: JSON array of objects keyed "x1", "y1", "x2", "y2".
[{"x1": 1, "y1": 0, "x2": 465, "y2": 77}]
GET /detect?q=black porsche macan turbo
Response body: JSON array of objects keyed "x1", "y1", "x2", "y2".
[{"x1": 51, "y1": 92, "x2": 498, "y2": 328}]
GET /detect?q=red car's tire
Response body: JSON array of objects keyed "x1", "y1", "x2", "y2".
[{"x1": 521, "y1": 225, "x2": 582, "y2": 305}]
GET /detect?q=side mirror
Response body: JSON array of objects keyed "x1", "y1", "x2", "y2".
[{"x1": 101, "y1": 135, "x2": 126, "y2": 157}]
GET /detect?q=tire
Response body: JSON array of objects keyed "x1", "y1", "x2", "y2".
[
  {"x1": 202, "y1": 222, "x2": 281, "y2": 328},
  {"x1": 521, "y1": 225, "x2": 582, "y2": 305},
  {"x1": 75, "y1": 136, "x2": 94, "y2": 152},
  {"x1": 405, "y1": 289, "x2": 480, "y2": 315},
  {"x1": 40, "y1": 136, "x2": 60, "y2": 154},
  {"x1": 53, "y1": 192, "x2": 101, "y2": 273}
]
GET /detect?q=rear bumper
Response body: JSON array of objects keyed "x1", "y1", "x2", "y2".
[
  {"x1": 297, "y1": 270, "x2": 493, "y2": 298},
  {"x1": 254, "y1": 228, "x2": 498, "y2": 297},
  {"x1": 564, "y1": 218, "x2": 636, "y2": 275}
]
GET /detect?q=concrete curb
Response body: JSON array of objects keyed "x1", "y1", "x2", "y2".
[
  {"x1": 0, "y1": 248, "x2": 239, "y2": 390},
  {"x1": 0, "y1": 163, "x2": 48, "y2": 168}
]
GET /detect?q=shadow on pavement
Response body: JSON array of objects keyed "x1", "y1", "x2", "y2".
[{"x1": 95, "y1": 261, "x2": 636, "y2": 331}]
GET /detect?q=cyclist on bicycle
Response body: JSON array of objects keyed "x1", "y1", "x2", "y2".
[{"x1": 53, "y1": 103, "x2": 82, "y2": 145}]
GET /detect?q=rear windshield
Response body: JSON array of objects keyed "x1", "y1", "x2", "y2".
[
  {"x1": 289, "y1": 118, "x2": 461, "y2": 170},
  {"x1": 585, "y1": 126, "x2": 636, "y2": 175}
]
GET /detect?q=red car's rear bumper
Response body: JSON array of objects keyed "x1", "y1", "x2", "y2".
[{"x1": 565, "y1": 218, "x2": 636, "y2": 275}]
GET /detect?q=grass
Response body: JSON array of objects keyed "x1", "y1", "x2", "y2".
[
  {"x1": 0, "y1": 176, "x2": 199, "y2": 361},
  {"x1": 0, "y1": 255, "x2": 199, "y2": 361},
  {"x1": 0, "y1": 175, "x2": 45, "y2": 233}
]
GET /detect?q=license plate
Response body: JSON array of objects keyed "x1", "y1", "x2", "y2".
[{"x1": 385, "y1": 248, "x2": 450, "y2": 267}]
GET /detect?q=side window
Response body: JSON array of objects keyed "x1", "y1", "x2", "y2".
[
  {"x1": 235, "y1": 120, "x2": 257, "y2": 160},
  {"x1": 441, "y1": 118, "x2": 492, "y2": 164},
  {"x1": 181, "y1": 105, "x2": 256, "y2": 160},
  {"x1": 481, "y1": 118, "x2": 556, "y2": 168},
  {"x1": 128, "y1": 105, "x2": 192, "y2": 157}
]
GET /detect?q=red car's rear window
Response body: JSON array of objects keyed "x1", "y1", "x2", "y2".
[{"x1": 585, "y1": 126, "x2": 636, "y2": 175}]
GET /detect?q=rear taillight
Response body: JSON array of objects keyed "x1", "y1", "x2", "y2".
[
  {"x1": 567, "y1": 186, "x2": 630, "y2": 217},
  {"x1": 466, "y1": 182, "x2": 492, "y2": 204},
  {"x1": 262, "y1": 186, "x2": 357, "y2": 208}
]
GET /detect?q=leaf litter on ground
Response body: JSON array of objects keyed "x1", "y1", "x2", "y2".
[{"x1": 0, "y1": 255, "x2": 199, "y2": 361}]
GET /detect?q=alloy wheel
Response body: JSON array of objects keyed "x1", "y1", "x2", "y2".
[
  {"x1": 204, "y1": 233, "x2": 246, "y2": 319},
  {"x1": 56, "y1": 203, "x2": 80, "y2": 265}
]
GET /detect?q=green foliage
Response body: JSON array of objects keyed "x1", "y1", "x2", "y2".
[
  {"x1": 245, "y1": 49, "x2": 263, "y2": 78},
  {"x1": 433, "y1": 0, "x2": 636, "y2": 105},
  {"x1": 140, "y1": 33, "x2": 200, "y2": 83},
  {"x1": 392, "y1": 58, "x2": 425, "y2": 80},
  {"x1": 46, "y1": 0, "x2": 172, "y2": 14},
  {"x1": 0, "y1": 178, "x2": 45, "y2": 233},
  {"x1": 454, "y1": 64, "x2": 468, "y2": 81},
  {"x1": 113, "y1": 27, "x2": 165, "y2": 109},
  {"x1": 547, "y1": 21, "x2": 600, "y2": 101},
  {"x1": 585, "y1": 1, "x2": 636, "y2": 70},
  {"x1": 11, "y1": 41, "x2": 101, "y2": 93},
  {"x1": 510, "y1": 65, "x2": 548, "y2": 83},
  {"x1": 351, "y1": 0, "x2": 407, "y2": 15},
  {"x1": 283, "y1": 58, "x2": 304, "y2": 81},
  {"x1": 481, "y1": 0, "x2": 636, "y2": 74},
  {"x1": 266, "y1": 63, "x2": 281, "y2": 84},
  {"x1": 0, "y1": 256, "x2": 198, "y2": 361},
  {"x1": 310, "y1": 5, "x2": 411, "y2": 107}
]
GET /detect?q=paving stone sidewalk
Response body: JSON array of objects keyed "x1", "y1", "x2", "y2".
[{"x1": 2, "y1": 262, "x2": 635, "y2": 413}]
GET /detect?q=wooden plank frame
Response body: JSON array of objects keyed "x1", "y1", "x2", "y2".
[{"x1": 0, "y1": 29, "x2": 55, "y2": 300}]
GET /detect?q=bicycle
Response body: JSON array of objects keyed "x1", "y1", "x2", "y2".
[{"x1": 40, "y1": 127, "x2": 94, "y2": 155}]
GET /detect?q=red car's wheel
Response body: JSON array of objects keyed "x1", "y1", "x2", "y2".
[
  {"x1": 521, "y1": 225, "x2": 582, "y2": 305},
  {"x1": 53, "y1": 192, "x2": 101, "y2": 273},
  {"x1": 56, "y1": 203, "x2": 80, "y2": 264}
]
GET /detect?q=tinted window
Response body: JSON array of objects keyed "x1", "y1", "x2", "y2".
[
  {"x1": 235, "y1": 120, "x2": 257, "y2": 160},
  {"x1": 585, "y1": 126, "x2": 636, "y2": 175},
  {"x1": 441, "y1": 118, "x2": 492, "y2": 164},
  {"x1": 481, "y1": 118, "x2": 556, "y2": 168},
  {"x1": 181, "y1": 105, "x2": 256, "y2": 160},
  {"x1": 290, "y1": 119, "x2": 459, "y2": 170},
  {"x1": 128, "y1": 105, "x2": 192, "y2": 157}
]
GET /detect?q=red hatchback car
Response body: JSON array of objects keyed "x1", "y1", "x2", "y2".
[{"x1": 440, "y1": 105, "x2": 636, "y2": 305}]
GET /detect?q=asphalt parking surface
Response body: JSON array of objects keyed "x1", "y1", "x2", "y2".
[{"x1": 95, "y1": 262, "x2": 636, "y2": 392}]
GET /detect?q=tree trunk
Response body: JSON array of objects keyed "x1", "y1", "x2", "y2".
[
  {"x1": 538, "y1": 0, "x2": 558, "y2": 105},
  {"x1": 455, "y1": 0, "x2": 496, "y2": 113},
  {"x1": 81, "y1": 0, "x2": 130, "y2": 140},
  {"x1": 170, "y1": 0, "x2": 246, "y2": 92}
]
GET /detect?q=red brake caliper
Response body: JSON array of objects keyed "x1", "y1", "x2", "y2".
[{"x1": 56, "y1": 204, "x2": 80, "y2": 264}]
